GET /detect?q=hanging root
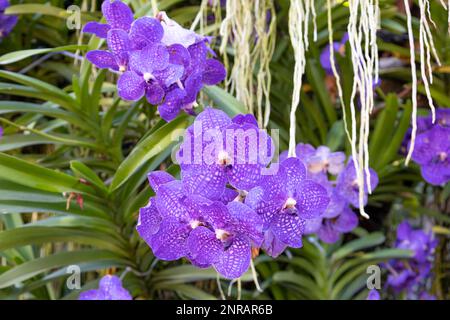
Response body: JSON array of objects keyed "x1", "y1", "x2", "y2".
[
  {"x1": 287, "y1": 0, "x2": 316, "y2": 157},
  {"x1": 405, "y1": 0, "x2": 441, "y2": 165},
  {"x1": 220, "y1": 0, "x2": 277, "y2": 126},
  {"x1": 345, "y1": 0, "x2": 380, "y2": 219}
]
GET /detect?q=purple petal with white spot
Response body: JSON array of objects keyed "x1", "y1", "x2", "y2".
[
  {"x1": 281, "y1": 157, "x2": 307, "y2": 195},
  {"x1": 154, "y1": 64, "x2": 184, "y2": 87},
  {"x1": 129, "y1": 17, "x2": 163, "y2": 49},
  {"x1": 147, "y1": 171, "x2": 174, "y2": 192},
  {"x1": 214, "y1": 235, "x2": 251, "y2": 279},
  {"x1": 83, "y1": 21, "x2": 111, "y2": 38},
  {"x1": 158, "y1": 88, "x2": 185, "y2": 122},
  {"x1": 136, "y1": 198, "x2": 161, "y2": 240},
  {"x1": 86, "y1": 50, "x2": 118, "y2": 70},
  {"x1": 155, "y1": 180, "x2": 190, "y2": 220},
  {"x1": 187, "y1": 226, "x2": 222, "y2": 265},
  {"x1": 270, "y1": 212, "x2": 305, "y2": 248},
  {"x1": 149, "y1": 219, "x2": 190, "y2": 260},
  {"x1": 107, "y1": 29, "x2": 130, "y2": 69},
  {"x1": 102, "y1": 0, "x2": 133, "y2": 32},
  {"x1": 168, "y1": 44, "x2": 191, "y2": 69},
  {"x1": 317, "y1": 220, "x2": 341, "y2": 243},
  {"x1": 227, "y1": 201, "x2": 263, "y2": 246},
  {"x1": 182, "y1": 165, "x2": 227, "y2": 201},
  {"x1": 140, "y1": 44, "x2": 170, "y2": 74},
  {"x1": 146, "y1": 83, "x2": 165, "y2": 105},
  {"x1": 261, "y1": 230, "x2": 288, "y2": 258},
  {"x1": 117, "y1": 71, "x2": 145, "y2": 101},
  {"x1": 295, "y1": 180, "x2": 329, "y2": 219}
]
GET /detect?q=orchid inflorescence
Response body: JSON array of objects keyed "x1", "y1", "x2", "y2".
[
  {"x1": 84, "y1": 0, "x2": 226, "y2": 122},
  {"x1": 136, "y1": 108, "x2": 379, "y2": 279},
  {"x1": 385, "y1": 221, "x2": 437, "y2": 300},
  {"x1": 0, "y1": 0, "x2": 17, "y2": 40},
  {"x1": 403, "y1": 109, "x2": 450, "y2": 186}
]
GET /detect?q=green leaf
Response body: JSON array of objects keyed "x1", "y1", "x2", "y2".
[
  {"x1": 0, "y1": 45, "x2": 88, "y2": 65},
  {"x1": 331, "y1": 232, "x2": 386, "y2": 261},
  {"x1": 110, "y1": 115, "x2": 189, "y2": 191},
  {"x1": 70, "y1": 161, "x2": 108, "y2": 194},
  {"x1": 203, "y1": 86, "x2": 247, "y2": 116},
  {"x1": 0, "y1": 250, "x2": 129, "y2": 289},
  {"x1": 0, "y1": 153, "x2": 94, "y2": 194},
  {"x1": 0, "y1": 227, "x2": 129, "y2": 257}
]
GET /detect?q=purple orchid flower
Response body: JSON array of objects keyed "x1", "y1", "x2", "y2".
[
  {"x1": 0, "y1": 0, "x2": 17, "y2": 39},
  {"x1": 83, "y1": 0, "x2": 134, "y2": 38},
  {"x1": 86, "y1": 28, "x2": 132, "y2": 72},
  {"x1": 158, "y1": 42, "x2": 226, "y2": 121},
  {"x1": 385, "y1": 221, "x2": 437, "y2": 297},
  {"x1": 335, "y1": 160, "x2": 379, "y2": 208},
  {"x1": 78, "y1": 275, "x2": 132, "y2": 300},
  {"x1": 177, "y1": 108, "x2": 274, "y2": 198},
  {"x1": 320, "y1": 33, "x2": 348, "y2": 75},
  {"x1": 366, "y1": 289, "x2": 380, "y2": 300},
  {"x1": 246, "y1": 157, "x2": 329, "y2": 257},
  {"x1": 410, "y1": 125, "x2": 450, "y2": 185},
  {"x1": 186, "y1": 199, "x2": 263, "y2": 279},
  {"x1": 305, "y1": 206, "x2": 358, "y2": 243},
  {"x1": 117, "y1": 43, "x2": 185, "y2": 104},
  {"x1": 137, "y1": 171, "x2": 263, "y2": 279}
]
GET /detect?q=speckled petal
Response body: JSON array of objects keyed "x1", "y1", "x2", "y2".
[
  {"x1": 227, "y1": 201, "x2": 263, "y2": 246},
  {"x1": 214, "y1": 235, "x2": 251, "y2": 279},
  {"x1": 106, "y1": 29, "x2": 130, "y2": 69},
  {"x1": 158, "y1": 88, "x2": 185, "y2": 122},
  {"x1": 147, "y1": 171, "x2": 174, "y2": 192},
  {"x1": 261, "y1": 230, "x2": 288, "y2": 258},
  {"x1": 270, "y1": 212, "x2": 305, "y2": 248},
  {"x1": 202, "y1": 59, "x2": 226, "y2": 85},
  {"x1": 281, "y1": 157, "x2": 307, "y2": 195},
  {"x1": 168, "y1": 44, "x2": 191, "y2": 69},
  {"x1": 102, "y1": 0, "x2": 133, "y2": 31},
  {"x1": 187, "y1": 226, "x2": 222, "y2": 265},
  {"x1": 295, "y1": 180, "x2": 329, "y2": 219},
  {"x1": 86, "y1": 50, "x2": 118, "y2": 70},
  {"x1": 149, "y1": 219, "x2": 190, "y2": 260},
  {"x1": 146, "y1": 83, "x2": 165, "y2": 105},
  {"x1": 153, "y1": 64, "x2": 184, "y2": 87},
  {"x1": 182, "y1": 165, "x2": 227, "y2": 201},
  {"x1": 117, "y1": 71, "x2": 145, "y2": 101},
  {"x1": 129, "y1": 17, "x2": 164, "y2": 49},
  {"x1": 141, "y1": 44, "x2": 170, "y2": 74},
  {"x1": 136, "y1": 197, "x2": 161, "y2": 241},
  {"x1": 155, "y1": 180, "x2": 190, "y2": 220},
  {"x1": 83, "y1": 22, "x2": 111, "y2": 38}
]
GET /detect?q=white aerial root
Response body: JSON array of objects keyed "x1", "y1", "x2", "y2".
[
  {"x1": 405, "y1": 0, "x2": 441, "y2": 165},
  {"x1": 220, "y1": 0, "x2": 276, "y2": 126},
  {"x1": 345, "y1": 0, "x2": 380, "y2": 219},
  {"x1": 287, "y1": 0, "x2": 316, "y2": 157}
]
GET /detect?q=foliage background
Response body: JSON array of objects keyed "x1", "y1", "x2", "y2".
[{"x1": 0, "y1": 0, "x2": 448, "y2": 300}]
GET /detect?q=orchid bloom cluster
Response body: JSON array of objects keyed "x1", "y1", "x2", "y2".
[
  {"x1": 278, "y1": 143, "x2": 379, "y2": 244},
  {"x1": 402, "y1": 108, "x2": 450, "y2": 186},
  {"x1": 136, "y1": 108, "x2": 334, "y2": 279},
  {"x1": 385, "y1": 221, "x2": 437, "y2": 300},
  {"x1": 84, "y1": 0, "x2": 226, "y2": 122},
  {"x1": 79, "y1": 275, "x2": 132, "y2": 300},
  {"x1": 0, "y1": 0, "x2": 17, "y2": 40}
]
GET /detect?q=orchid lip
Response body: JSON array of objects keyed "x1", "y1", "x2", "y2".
[
  {"x1": 143, "y1": 72, "x2": 154, "y2": 82},
  {"x1": 119, "y1": 65, "x2": 126, "y2": 72},
  {"x1": 190, "y1": 220, "x2": 202, "y2": 229},
  {"x1": 283, "y1": 197, "x2": 297, "y2": 209},
  {"x1": 215, "y1": 229, "x2": 230, "y2": 241},
  {"x1": 217, "y1": 150, "x2": 231, "y2": 166}
]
